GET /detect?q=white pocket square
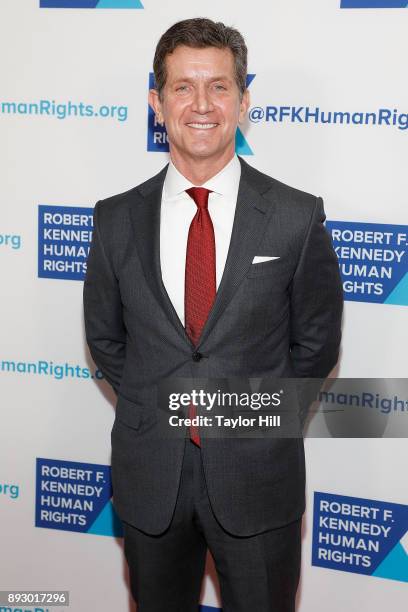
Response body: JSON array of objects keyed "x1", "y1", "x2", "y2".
[{"x1": 252, "y1": 256, "x2": 280, "y2": 264}]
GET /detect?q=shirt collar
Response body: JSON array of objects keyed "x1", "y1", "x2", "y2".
[{"x1": 163, "y1": 154, "x2": 241, "y2": 199}]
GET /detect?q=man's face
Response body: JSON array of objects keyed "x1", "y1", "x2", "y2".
[{"x1": 149, "y1": 45, "x2": 249, "y2": 163}]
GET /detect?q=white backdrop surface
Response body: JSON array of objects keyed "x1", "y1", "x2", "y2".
[{"x1": 0, "y1": 1, "x2": 407, "y2": 611}]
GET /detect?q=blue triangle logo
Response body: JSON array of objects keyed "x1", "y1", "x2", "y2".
[
  {"x1": 384, "y1": 272, "x2": 408, "y2": 306},
  {"x1": 87, "y1": 500, "x2": 124, "y2": 537},
  {"x1": 96, "y1": 0, "x2": 143, "y2": 7},
  {"x1": 235, "y1": 127, "x2": 253, "y2": 155},
  {"x1": 373, "y1": 541, "x2": 408, "y2": 583},
  {"x1": 235, "y1": 73, "x2": 256, "y2": 155}
]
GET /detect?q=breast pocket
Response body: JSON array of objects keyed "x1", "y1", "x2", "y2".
[{"x1": 246, "y1": 258, "x2": 282, "y2": 278}]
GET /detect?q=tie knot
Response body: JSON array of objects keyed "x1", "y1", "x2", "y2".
[{"x1": 186, "y1": 187, "x2": 212, "y2": 210}]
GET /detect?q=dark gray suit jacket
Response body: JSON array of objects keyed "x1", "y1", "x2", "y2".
[{"x1": 83, "y1": 157, "x2": 343, "y2": 536}]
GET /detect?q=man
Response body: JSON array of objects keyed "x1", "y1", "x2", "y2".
[{"x1": 83, "y1": 17, "x2": 343, "y2": 612}]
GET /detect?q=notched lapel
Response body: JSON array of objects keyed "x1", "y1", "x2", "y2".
[
  {"x1": 196, "y1": 160, "x2": 278, "y2": 348},
  {"x1": 128, "y1": 166, "x2": 195, "y2": 348}
]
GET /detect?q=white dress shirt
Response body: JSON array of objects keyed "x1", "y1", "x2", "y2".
[{"x1": 160, "y1": 154, "x2": 241, "y2": 326}]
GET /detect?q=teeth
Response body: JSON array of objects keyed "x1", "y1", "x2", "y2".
[{"x1": 188, "y1": 123, "x2": 217, "y2": 129}]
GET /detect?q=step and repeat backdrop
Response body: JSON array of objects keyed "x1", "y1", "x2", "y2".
[{"x1": 1, "y1": 1, "x2": 407, "y2": 611}]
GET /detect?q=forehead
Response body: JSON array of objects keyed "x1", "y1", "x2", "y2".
[{"x1": 164, "y1": 45, "x2": 235, "y2": 80}]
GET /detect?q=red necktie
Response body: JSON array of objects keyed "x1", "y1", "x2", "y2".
[{"x1": 184, "y1": 187, "x2": 216, "y2": 446}]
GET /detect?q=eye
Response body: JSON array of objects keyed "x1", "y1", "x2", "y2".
[
  {"x1": 176, "y1": 84, "x2": 189, "y2": 92},
  {"x1": 214, "y1": 84, "x2": 227, "y2": 91}
]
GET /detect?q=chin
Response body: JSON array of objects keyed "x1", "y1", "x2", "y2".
[
  {"x1": 186, "y1": 142, "x2": 222, "y2": 159},
  {"x1": 190, "y1": 148, "x2": 217, "y2": 159}
]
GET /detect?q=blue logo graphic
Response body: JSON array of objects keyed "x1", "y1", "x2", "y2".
[
  {"x1": 313, "y1": 492, "x2": 408, "y2": 582},
  {"x1": 147, "y1": 73, "x2": 255, "y2": 155},
  {"x1": 341, "y1": 1, "x2": 408, "y2": 7},
  {"x1": 326, "y1": 220, "x2": 408, "y2": 305},
  {"x1": 40, "y1": 0, "x2": 143, "y2": 8},
  {"x1": 38, "y1": 205, "x2": 93, "y2": 281},
  {"x1": 36, "y1": 458, "x2": 123, "y2": 537}
]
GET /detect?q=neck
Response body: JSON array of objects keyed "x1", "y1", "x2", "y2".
[{"x1": 169, "y1": 147, "x2": 235, "y2": 185}]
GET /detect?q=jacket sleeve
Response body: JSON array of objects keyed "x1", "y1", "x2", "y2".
[
  {"x1": 289, "y1": 196, "x2": 343, "y2": 380},
  {"x1": 83, "y1": 200, "x2": 126, "y2": 395}
]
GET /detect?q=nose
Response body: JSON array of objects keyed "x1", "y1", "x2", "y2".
[{"x1": 191, "y1": 84, "x2": 214, "y2": 115}]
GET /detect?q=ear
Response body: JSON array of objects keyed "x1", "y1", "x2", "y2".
[
  {"x1": 238, "y1": 89, "x2": 250, "y2": 124},
  {"x1": 148, "y1": 89, "x2": 164, "y2": 124}
]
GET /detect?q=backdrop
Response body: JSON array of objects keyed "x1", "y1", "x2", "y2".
[{"x1": 1, "y1": 1, "x2": 407, "y2": 611}]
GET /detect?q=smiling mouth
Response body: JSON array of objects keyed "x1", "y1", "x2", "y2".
[{"x1": 186, "y1": 123, "x2": 218, "y2": 130}]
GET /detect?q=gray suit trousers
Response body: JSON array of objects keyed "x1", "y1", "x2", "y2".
[{"x1": 122, "y1": 437, "x2": 302, "y2": 612}]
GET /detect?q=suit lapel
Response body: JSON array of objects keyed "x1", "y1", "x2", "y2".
[
  {"x1": 128, "y1": 158, "x2": 278, "y2": 350},
  {"x1": 129, "y1": 165, "x2": 196, "y2": 348},
  {"x1": 196, "y1": 158, "x2": 277, "y2": 348}
]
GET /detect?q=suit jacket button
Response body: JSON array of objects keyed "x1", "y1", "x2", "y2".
[{"x1": 192, "y1": 351, "x2": 203, "y2": 362}]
